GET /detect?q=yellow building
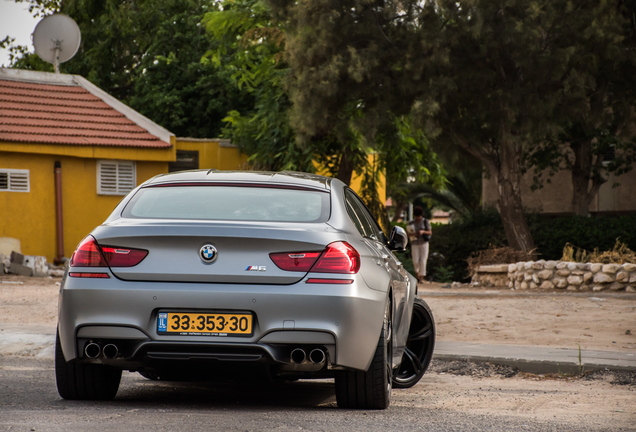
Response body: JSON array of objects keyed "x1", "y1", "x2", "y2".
[{"x1": 1, "y1": 68, "x2": 385, "y2": 263}]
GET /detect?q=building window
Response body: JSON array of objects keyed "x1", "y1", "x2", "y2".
[
  {"x1": 0, "y1": 169, "x2": 30, "y2": 192},
  {"x1": 97, "y1": 160, "x2": 136, "y2": 195}
]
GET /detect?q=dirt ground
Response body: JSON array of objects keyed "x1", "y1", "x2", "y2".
[
  {"x1": 419, "y1": 281, "x2": 636, "y2": 353},
  {"x1": 1, "y1": 274, "x2": 635, "y2": 429}
]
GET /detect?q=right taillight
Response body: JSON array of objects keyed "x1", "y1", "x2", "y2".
[
  {"x1": 270, "y1": 241, "x2": 360, "y2": 274},
  {"x1": 70, "y1": 236, "x2": 148, "y2": 268}
]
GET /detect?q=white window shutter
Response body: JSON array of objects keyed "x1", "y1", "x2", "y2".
[
  {"x1": 0, "y1": 169, "x2": 30, "y2": 192},
  {"x1": 98, "y1": 161, "x2": 136, "y2": 195}
]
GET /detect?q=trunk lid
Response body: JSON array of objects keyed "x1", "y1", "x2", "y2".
[{"x1": 91, "y1": 220, "x2": 341, "y2": 284}]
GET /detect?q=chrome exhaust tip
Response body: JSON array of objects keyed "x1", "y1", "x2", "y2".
[
  {"x1": 290, "y1": 348, "x2": 306, "y2": 364},
  {"x1": 102, "y1": 344, "x2": 119, "y2": 359},
  {"x1": 85, "y1": 342, "x2": 101, "y2": 359},
  {"x1": 309, "y1": 349, "x2": 325, "y2": 364}
]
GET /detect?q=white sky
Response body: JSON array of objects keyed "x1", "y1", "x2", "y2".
[{"x1": 0, "y1": 0, "x2": 41, "y2": 66}]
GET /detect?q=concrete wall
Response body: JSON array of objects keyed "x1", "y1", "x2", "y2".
[{"x1": 482, "y1": 167, "x2": 636, "y2": 214}]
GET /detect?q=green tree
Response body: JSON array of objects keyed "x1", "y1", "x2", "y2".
[
  {"x1": 271, "y1": 0, "x2": 636, "y2": 254},
  {"x1": 525, "y1": 2, "x2": 636, "y2": 216},
  {"x1": 207, "y1": 0, "x2": 446, "y2": 212},
  {"x1": 6, "y1": 0, "x2": 251, "y2": 138}
]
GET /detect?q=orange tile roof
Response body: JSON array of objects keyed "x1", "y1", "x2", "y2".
[{"x1": 0, "y1": 77, "x2": 171, "y2": 148}]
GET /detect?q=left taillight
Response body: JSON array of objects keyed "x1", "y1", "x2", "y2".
[{"x1": 70, "y1": 235, "x2": 148, "y2": 268}]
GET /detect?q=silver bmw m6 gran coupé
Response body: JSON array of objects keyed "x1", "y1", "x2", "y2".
[{"x1": 56, "y1": 170, "x2": 435, "y2": 409}]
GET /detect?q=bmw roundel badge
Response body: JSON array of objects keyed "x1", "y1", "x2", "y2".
[{"x1": 199, "y1": 244, "x2": 218, "y2": 263}]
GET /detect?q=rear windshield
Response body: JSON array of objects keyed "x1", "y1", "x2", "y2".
[{"x1": 122, "y1": 185, "x2": 330, "y2": 222}]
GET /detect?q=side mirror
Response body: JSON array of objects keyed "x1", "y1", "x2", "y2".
[{"x1": 388, "y1": 226, "x2": 408, "y2": 252}]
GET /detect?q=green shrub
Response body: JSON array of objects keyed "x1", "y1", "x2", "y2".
[{"x1": 428, "y1": 212, "x2": 636, "y2": 282}]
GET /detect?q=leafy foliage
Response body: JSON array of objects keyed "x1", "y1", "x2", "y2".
[
  {"x1": 6, "y1": 0, "x2": 251, "y2": 138},
  {"x1": 432, "y1": 212, "x2": 636, "y2": 281}
]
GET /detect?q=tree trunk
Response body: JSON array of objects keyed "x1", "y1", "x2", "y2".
[
  {"x1": 570, "y1": 139, "x2": 604, "y2": 216},
  {"x1": 452, "y1": 132, "x2": 536, "y2": 254},
  {"x1": 495, "y1": 140, "x2": 536, "y2": 254},
  {"x1": 336, "y1": 149, "x2": 355, "y2": 186},
  {"x1": 391, "y1": 201, "x2": 407, "y2": 222}
]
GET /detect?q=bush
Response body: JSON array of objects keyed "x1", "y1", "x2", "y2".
[{"x1": 428, "y1": 212, "x2": 636, "y2": 282}]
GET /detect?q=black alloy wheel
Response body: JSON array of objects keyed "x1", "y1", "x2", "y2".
[{"x1": 392, "y1": 297, "x2": 435, "y2": 388}]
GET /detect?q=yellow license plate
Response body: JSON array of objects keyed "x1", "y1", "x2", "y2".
[{"x1": 157, "y1": 312, "x2": 253, "y2": 336}]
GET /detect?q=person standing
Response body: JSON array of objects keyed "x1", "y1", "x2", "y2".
[{"x1": 407, "y1": 206, "x2": 432, "y2": 283}]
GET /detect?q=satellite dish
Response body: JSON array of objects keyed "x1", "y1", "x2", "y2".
[{"x1": 32, "y1": 14, "x2": 81, "y2": 73}]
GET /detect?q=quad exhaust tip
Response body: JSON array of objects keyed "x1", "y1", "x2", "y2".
[
  {"x1": 290, "y1": 348, "x2": 306, "y2": 364},
  {"x1": 103, "y1": 344, "x2": 119, "y2": 359},
  {"x1": 309, "y1": 349, "x2": 325, "y2": 364},
  {"x1": 84, "y1": 342, "x2": 101, "y2": 359}
]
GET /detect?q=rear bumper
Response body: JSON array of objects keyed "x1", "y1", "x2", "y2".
[{"x1": 57, "y1": 273, "x2": 387, "y2": 371}]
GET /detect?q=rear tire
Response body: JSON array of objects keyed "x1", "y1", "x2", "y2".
[
  {"x1": 55, "y1": 330, "x2": 121, "y2": 400},
  {"x1": 392, "y1": 297, "x2": 435, "y2": 389},
  {"x1": 335, "y1": 302, "x2": 392, "y2": 409}
]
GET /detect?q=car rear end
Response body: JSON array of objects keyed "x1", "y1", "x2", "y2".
[{"x1": 57, "y1": 173, "x2": 389, "y2": 384}]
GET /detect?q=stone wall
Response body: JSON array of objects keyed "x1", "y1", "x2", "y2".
[{"x1": 472, "y1": 261, "x2": 636, "y2": 292}]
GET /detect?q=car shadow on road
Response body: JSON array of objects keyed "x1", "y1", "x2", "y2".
[{"x1": 111, "y1": 372, "x2": 338, "y2": 409}]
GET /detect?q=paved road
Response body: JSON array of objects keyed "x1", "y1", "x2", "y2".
[{"x1": 1, "y1": 357, "x2": 631, "y2": 432}]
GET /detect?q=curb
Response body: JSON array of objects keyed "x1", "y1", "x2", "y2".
[{"x1": 433, "y1": 342, "x2": 636, "y2": 375}]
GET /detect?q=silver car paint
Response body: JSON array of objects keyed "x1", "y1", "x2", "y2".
[{"x1": 58, "y1": 171, "x2": 414, "y2": 373}]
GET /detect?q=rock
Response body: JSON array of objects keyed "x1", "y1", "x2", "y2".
[
  {"x1": 576, "y1": 263, "x2": 588, "y2": 271},
  {"x1": 540, "y1": 281, "x2": 555, "y2": 289},
  {"x1": 556, "y1": 262, "x2": 569, "y2": 270},
  {"x1": 532, "y1": 262, "x2": 543, "y2": 270},
  {"x1": 532, "y1": 273, "x2": 540, "y2": 284},
  {"x1": 10, "y1": 251, "x2": 24, "y2": 264},
  {"x1": 593, "y1": 272, "x2": 615, "y2": 284},
  {"x1": 524, "y1": 273, "x2": 532, "y2": 281},
  {"x1": 556, "y1": 269, "x2": 571, "y2": 277},
  {"x1": 616, "y1": 272, "x2": 630, "y2": 283},
  {"x1": 622, "y1": 263, "x2": 636, "y2": 272},
  {"x1": 508, "y1": 263, "x2": 517, "y2": 272},
  {"x1": 567, "y1": 275, "x2": 583, "y2": 286},
  {"x1": 566, "y1": 285, "x2": 578, "y2": 291},
  {"x1": 630, "y1": 273, "x2": 636, "y2": 284},
  {"x1": 48, "y1": 269, "x2": 65, "y2": 277},
  {"x1": 567, "y1": 262, "x2": 578, "y2": 271},
  {"x1": 544, "y1": 261, "x2": 557, "y2": 269},
  {"x1": 7, "y1": 262, "x2": 33, "y2": 277},
  {"x1": 571, "y1": 270, "x2": 585, "y2": 275},
  {"x1": 626, "y1": 286, "x2": 636, "y2": 292},
  {"x1": 608, "y1": 282, "x2": 625, "y2": 291},
  {"x1": 602, "y1": 264, "x2": 621, "y2": 274},
  {"x1": 537, "y1": 270, "x2": 553, "y2": 280},
  {"x1": 590, "y1": 263, "x2": 602, "y2": 273},
  {"x1": 553, "y1": 277, "x2": 568, "y2": 289},
  {"x1": 530, "y1": 281, "x2": 538, "y2": 289},
  {"x1": 583, "y1": 272, "x2": 593, "y2": 284},
  {"x1": 521, "y1": 281, "x2": 528, "y2": 289},
  {"x1": 516, "y1": 273, "x2": 524, "y2": 282},
  {"x1": 592, "y1": 285, "x2": 605, "y2": 291},
  {"x1": 523, "y1": 262, "x2": 533, "y2": 270},
  {"x1": 508, "y1": 281, "x2": 514, "y2": 288}
]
